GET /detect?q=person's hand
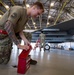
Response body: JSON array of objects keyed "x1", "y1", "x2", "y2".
[{"x1": 17, "y1": 44, "x2": 29, "y2": 51}]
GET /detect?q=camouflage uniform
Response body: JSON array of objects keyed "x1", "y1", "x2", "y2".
[
  {"x1": 0, "y1": 6, "x2": 28, "y2": 64},
  {"x1": 39, "y1": 33, "x2": 45, "y2": 50},
  {"x1": 23, "y1": 32, "x2": 32, "y2": 42},
  {"x1": 17, "y1": 32, "x2": 32, "y2": 43}
]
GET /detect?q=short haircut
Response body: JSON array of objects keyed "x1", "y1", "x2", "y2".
[
  {"x1": 41, "y1": 31, "x2": 43, "y2": 33},
  {"x1": 32, "y1": 2, "x2": 44, "y2": 12}
]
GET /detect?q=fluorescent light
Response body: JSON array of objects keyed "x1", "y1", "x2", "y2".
[
  {"x1": 48, "y1": 15, "x2": 51, "y2": 19},
  {"x1": 50, "y1": 2, "x2": 54, "y2": 7},
  {"x1": 47, "y1": 22, "x2": 49, "y2": 25},
  {"x1": 33, "y1": 22, "x2": 36, "y2": 25},
  {"x1": 0, "y1": 15, "x2": 2, "y2": 18},
  {"x1": 35, "y1": 26, "x2": 37, "y2": 28},
  {"x1": 5, "y1": 5, "x2": 9, "y2": 9},
  {"x1": 26, "y1": 4, "x2": 30, "y2": 8}
]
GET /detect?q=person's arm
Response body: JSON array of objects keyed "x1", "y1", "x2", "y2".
[
  {"x1": 19, "y1": 31, "x2": 30, "y2": 45},
  {"x1": 4, "y1": 21, "x2": 29, "y2": 50}
]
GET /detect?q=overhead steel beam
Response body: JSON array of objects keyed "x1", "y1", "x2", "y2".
[{"x1": 54, "y1": 0, "x2": 69, "y2": 25}]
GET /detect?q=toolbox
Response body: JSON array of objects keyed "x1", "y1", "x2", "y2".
[{"x1": 17, "y1": 45, "x2": 32, "y2": 74}]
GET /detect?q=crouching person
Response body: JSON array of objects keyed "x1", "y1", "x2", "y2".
[{"x1": 0, "y1": 1, "x2": 44, "y2": 64}]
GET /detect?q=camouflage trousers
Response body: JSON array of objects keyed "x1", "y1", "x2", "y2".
[
  {"x1": 0, "y1": 36, "x2": 12, "y2": 64},
  {"x1": 40, "y1": 42, "x2": 45, "y2": 51}
]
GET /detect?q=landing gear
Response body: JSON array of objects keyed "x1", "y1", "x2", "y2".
[{"x1": 44, "y1": 44, "x2": 50, "y2": 51}]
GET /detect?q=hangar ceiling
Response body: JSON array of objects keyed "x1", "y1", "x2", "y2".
[{"x1": 0, "y1": 0, "x2": 74, "y2": 30}]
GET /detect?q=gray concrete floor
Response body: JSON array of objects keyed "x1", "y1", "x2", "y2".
[{"x1": 0, "y1": 44, "x2": 74, "y2": 75}]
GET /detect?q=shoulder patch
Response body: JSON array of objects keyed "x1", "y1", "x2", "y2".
[{"x1": 11, "y1": 13, "x2": 17, "y2": 18}]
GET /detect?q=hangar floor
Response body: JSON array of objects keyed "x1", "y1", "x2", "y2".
[{"x1": 0, "y1": 44, "x2": 74, "y2": 75}]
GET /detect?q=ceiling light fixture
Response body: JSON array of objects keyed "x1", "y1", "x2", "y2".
[
  {"x1": 48, "y1": 15, "x2": 51, "y2": 19},
  {"x1": 26, "y1": 4, "x2": 30, "y2": 8},
  {"x1": 5, "y1": 5, "x2": 9, "y2": 9},
  {"x1": 50, "y1": 2, "x2": 55, "y2": 7},
  {"x1": 0, "y1": 15, "x2": 2, "y2": 18},
  {"x1": 47, "y1": 22, "x2": 50, "y2": 25},
  {"x1": 35, "y1": 26, "x2": 37, "y2": 29},
  {"x1": 33, "y1": 22, "x2": 36, "y2": 25}
]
